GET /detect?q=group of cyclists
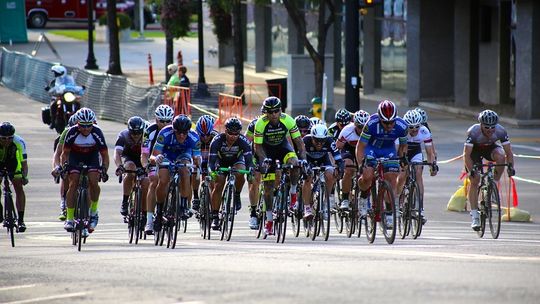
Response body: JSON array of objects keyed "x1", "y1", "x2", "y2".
[{"x1": 0, "y1": 88, "x2": 517, "y2": 241}]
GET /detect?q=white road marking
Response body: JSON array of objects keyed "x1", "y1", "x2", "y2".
[
  {"x1": 2, "y1": 292, "x2": 89, "y2": 304},
  {"x1": 0, "y1": 284, "x2": 37, "y2": 292}
]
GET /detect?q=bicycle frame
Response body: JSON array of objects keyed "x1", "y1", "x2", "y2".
[
  {"x1": 1, "y1": 170, "x2": 17, "y2": 247},
  {"x1": 474, "y1": 162, "x2": 507, "y2": 239},
  {"x1": 121, "y1": 169, "x2": 147, "y2": 244},
  {"x1": 217, "y1": 167, "x2": 250, "y2": 241}
]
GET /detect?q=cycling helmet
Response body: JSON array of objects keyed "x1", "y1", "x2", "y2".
[
  {"x1": 51, "y1": 65, "x2": 67, "y2": 77},
  {"x1": 154, "y1": 104, "x2": 174, "y2": 121},
  {"x1": 143, "y1": 120, "x2": 151, "y2": 131},
  {"x1": 415, "y1": 107, "x2": 428, "y2": 124},
  {"x1": 377, "y1": 100, "x2": 397, "y2": 122},
  {"x1": 310, "y1": 117, "x2": 323, "y2": 126},
  {"x1": 225, "y1": 117, "x2": 242, "y2": 133},
  {"x1": 67, "y1": 114, "x2": 79, "y2": 127},
  {"x1": 478, "y1": 109, "x2": 499, "y2": 126},
  {"x1": 196, "y1": 115, "x2": 215, "y2": 136},
  {"x1": 403, "y1": 110, "x2": 423, "y2": 126},
  {"x1": 295, "y1": 115, "x2": 312, "y2": 130},
  {"x1": 354, "y1": 110, "x2": 370, "y2": 126},
  {"x1": 310, "y1": 124, "x2": 328, "y2": 139},
  {"x1": 0, "y1": 122, "x2": 15, "y2": 137},
  {"x1": 335, "y1": 108, "x2": 352, "y2": 124},
  {"x1": 78, "y1": 108, "x2": 96, "y2": 124},
  {"x1": 262, "y1": 96, "x2": 281, "y2": 113},
  {"x1": 172, "y1": 114, "x2": 192, "y2": 132},
  {"x1": 127, "y1": 116, "x2": 145, "y2": 133}
]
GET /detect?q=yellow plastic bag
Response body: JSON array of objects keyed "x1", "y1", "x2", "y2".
[
  {"x1": 502, "y1": 207, "x2": 532, "y2": 222},
  {"x1": 447, "y1": 185, "x2": 468, "y2": 212}
]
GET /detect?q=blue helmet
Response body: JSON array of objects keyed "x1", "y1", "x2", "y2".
[{"x1": 196, "y1": 115, "x2": 215, "y2": 136}]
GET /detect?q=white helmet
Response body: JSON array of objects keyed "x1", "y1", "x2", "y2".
[
  {"x1": 310, "y1": 124, "x2": 328, "y2": 139},
  {"x1": 403, "y1": 110, "x2": 423, "y2": 126},
  {"x1": 51, "y1": 65, "x2": 67, "y2": 76},
  {"x1": 310, "y1": 117, "x2": 323, "y2": 126},
  {"x1": 354, "y1": 110, "x2": 370, "y2": 126},
  {"x1": 415, "y1": 107, "x2": 428, "y2": 124},
  {"x1": 155, "y1": 104, "x2": 174, "y2": 121},
  {"x1": 78, "y1": 107, "x2": 96, "y2": 124}
]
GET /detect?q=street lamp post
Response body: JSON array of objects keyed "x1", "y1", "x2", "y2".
[
  {"x1": 85, "y1": 0, "x2": 99, "y2": 70},
  {"x1": 195, "y1": 0, "x2": 210, "y2": 97}
]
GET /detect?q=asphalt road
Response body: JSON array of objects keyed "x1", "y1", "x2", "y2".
[{"x1": 0, "y1": 86, "x2": 539, "y2": 304}]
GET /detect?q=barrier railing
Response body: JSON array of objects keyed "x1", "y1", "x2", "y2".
[
  {"x1": 215, "y1": 93, "x2": 243, "y2": 131},
  {"x1": 164, "y1": 85, "x2": 191, "y2": 117}
]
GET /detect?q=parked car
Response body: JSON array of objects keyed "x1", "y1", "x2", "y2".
[{"x1": 24, "y1": 0, "x2": 155, "y2": 29}]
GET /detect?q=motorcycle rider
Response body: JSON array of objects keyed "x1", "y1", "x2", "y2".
[{"x1": 45, "y1": 65, "x2": 84, "y2": 130}]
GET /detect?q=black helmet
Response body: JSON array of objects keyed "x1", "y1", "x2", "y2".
[
  {"x1": 295, "y1": 115, "x2": 312, "y2": 129},
  {"x1": 0, "y1": 122, "x2": 15, "y2": 137},
  {"x1": 127, "y1": 116, "x2": 145, "y2": 133},
  {"x1": 335, "y1": 108, "x2": 351, "y2": 124},
  {"x1": 478, "y1": 109, "x2": 499, "y2": 126},
  {"x1": 225, "y1": 117, "x2": 242, "y2": 133},
  {"x1": 262, "y1": 96, "x2": 281, "y2": 113},
  {"x1": 172, "y1": 114, "x2": 192, "y2": 132}
]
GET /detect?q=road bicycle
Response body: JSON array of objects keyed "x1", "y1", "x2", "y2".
[
  {"x1": 216, "y1": 167, "x2": 251, "y2": 241},
  {"x1": 155, "y1": 161, "x2": 194, "y2": 249},
  {"x1": 1, "y1": 169, "x2": 18, "y2": 247},
  {"x1": 473, "y1": 162, "x2": 507, "y2": 239},
  {"x1": 197, "y1": 170, "x2": 212, "y2": 240},
  {"x1": 364, "y1": 157, "x2": 398, "y2": 244},
  {"x1": 331, "y1": 177, "x2": 344, "y2": 234},
  {"x1": 304, "y1": 166, "x2": 332, "y2": 241},
  {"x1": 335, "y1": 164, "x2": 360, "y2": 238},
  {"x1": 290, "y1": 176, "x2": 304, "y2": 238},
  {"x1": 120, "y1": 168, "x2": 147, "y2": 244},
  {"x1": 398, "y1": 161, "x2": 434, "y2": 239}
]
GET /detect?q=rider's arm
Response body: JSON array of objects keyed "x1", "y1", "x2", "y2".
[
  {"x1": 355, "y1": 141, "x2": 366, "y2": 165},
  {"x1": 425, "y1": 143, "x2": 436, "y2": 164},
  {"x1": 502, "y1": 143, "x2": 514, "y2": 166},
  {"x1": 114, "y1": 148, "x2": 123, "y2": 167},
  {"x1": 100, "y1": 148, "x2": 110, "y2": 171},
  {"x1": 240, "y1": 136, "x2": 254, "y2": 170},
  {"x1": 253, "y1": 119, "x2": 267, "y2": 162},
  {"x1": 292, "y1": 136, "x2": 306, "y2": 160},
  {"x1": 463, "y1": 145, "x2": 474, "y2": 173},
  {"x1": 53, "y1": 143, "x2": 62, "y2": 168},
  {"x1": 208, "y1": 137, "x2": 219, "y2": 171},
  {"x1": 60, "y1": 145, "x2": 70, "y2": 166},
  {"x1": 287, "y1": 117, "x2": 306, "y2": 160}
]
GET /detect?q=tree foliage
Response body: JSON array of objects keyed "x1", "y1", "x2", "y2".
[
  {"x1": 160, "y1": 0, "x2": 193, "y2": 39},
  {"x1": 208, "y1": 0, "x2": 232, "y2": 44}
]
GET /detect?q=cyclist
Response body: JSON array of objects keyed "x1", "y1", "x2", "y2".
[
  {"x1": 141, "y1": 104, "x2": 174, "y2": 235},
  {"x1": 397, "y1": 109, "x2": 438, "y2": 224},
  {"x1": 208, "y1": 117, "x2": 254, "y2": 230},
  {"x1": 295, "y1": 115, "x2": 312, "y2": 138},
  {"x1": 355, "y1": 100, "x2": 408, "y2": 226},
  {"x1": 245, "y1": 116, "x2": 262, "y2": 229},
  {"x1": 116, "y1": 116, "x2": 149, "y2": 221},
  {"x1": 415, "y1": 107, "x2": 430, "y2": 131},
  {"x1": 464, "y1": 109, "x2": 515, "y2": 231},
  {"x1": 52, "y1": 113, "x2": 81, "y2": 221},
  {"x1": 328, "y1": 108, "x2": 352, "y2": 141},
  {"x1": 192, "y1": 115, "x2": 218, "y2": 211},
  {"x1": 61, "y1": 108, "x2": 110, "y2": 234},
  {"x1": 335, "y1": 110, "x2": 370, "y2": 210},
  {"x1": 150, "y1": 114, "x2": 201, "y2": 233},
  {"x1": 0, "y1": 122, "x2": 28, "y2": 232},
  {"x1": 302, "y1": 124, "x2": 344, "y2": 219},
  {"x1": 254, "y1": 96, "x2": 307, "y2": 235},
  {"x1": 310, "y1": 117, "x2": 323, "y2": 127}
]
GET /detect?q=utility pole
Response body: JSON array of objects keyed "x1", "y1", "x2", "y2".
[
  {"x1": 196, "y1": 0, "x2": 210, "y2": 97},
  {"x1": 84, "y1": 0, "x2": 98, "y2": 70},
  {"x1": 345, "y1": 0, "x2": 359, "y2": 111}
]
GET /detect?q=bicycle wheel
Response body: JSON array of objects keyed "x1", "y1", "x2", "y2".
[
  {"x1": 127, "y1": 192, "x2": 136, "y2": 244},
  {"x1": 410, "y1": 182, "x2": 423, "y2": 239},
  {"x1": 220, "y1": 184, "x2": 232, "y2": 241},
  {"x1": 320, "y1": 184, "x2": 330, "y2": 241},
  {"x1": 332, "y1": 182, "x2": 344, "y2": 234},
  {"x1": 77, "y1": 187, "x2": 89, "y2": 251},
  {"x1": 165, "y1": 185, "x2": 176, "y2": 248},
  {"x1": 378, "y1": 180, "x2": 396, "y2": 244},
  {"x1": 365, "y1": 186, "x2": 377, "y2": 243},
  {"x1": 225, "y1": 184, "x2": 236, "y2": 241},
  {"x1": 291, "y1": 186, "x2": 302, "y2": 238},
  {"x1": 135, "y1": 188, "x2": 143, "y2": 244},
  {"x1": 398, "y1": 187, "x2": 410, "y2": 239},
  {"x1": 200, "y1": 184, "x2": 211, "y2": 240},
  {"x1": 276, "y1": 187, "x2": 289, "y2": 244},
  {"x1": 172, "y1": 188, "x2": 182, "y2": 249},
  {"x1": 309, "y1": 189, "x2": 319, "y2": 241},
  {"x1": 487, "y1": 181, "x2": 501, "y2": 239},
  {"x1": 477, "y1": 188, "x2": 487, "y2": 238},
  {"x1": 4, "y1": 194, "x2": 16, "y2": 247}
]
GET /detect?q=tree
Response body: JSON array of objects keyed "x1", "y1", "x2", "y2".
[
  {"x1": 282, "y1": 0, "x2": 336, "y2": 98},
  {"x1": 106, "y1": 0, "x2": 122, "y2": 75},
  {"x1": 161, "y1": 0, "x2": 193, "y2": 81}
]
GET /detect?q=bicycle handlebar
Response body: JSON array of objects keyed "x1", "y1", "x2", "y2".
[{"x1": 217, "y1": 167, "x2": 251, "y2": 175}]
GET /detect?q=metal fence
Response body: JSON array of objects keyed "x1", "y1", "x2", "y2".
[{"x1": 0, "y1": 47, "x2": 163, "y2": 123}]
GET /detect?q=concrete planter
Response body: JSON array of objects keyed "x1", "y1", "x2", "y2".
[{"x1": 95, "y1": 25, "x2": 131, "y2": 43}]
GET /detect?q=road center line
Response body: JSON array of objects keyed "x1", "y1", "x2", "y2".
[
  {"x1": 2, "y1": 292, "x2": 89, "y2": 304},
  {"x1": 0, "y1": 284, "x2": 37, "y2": 292}
]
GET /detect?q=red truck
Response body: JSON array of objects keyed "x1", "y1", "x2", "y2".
[{"x1": 25, "y1": 0, "x2": 154, "y2": 29}]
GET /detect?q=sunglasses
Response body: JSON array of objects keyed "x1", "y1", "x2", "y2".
[
  {"x1": 300, "y1": 129, "x2": 310, "y2": 134},
  {"x1": 483, "y1": 125, "x2": 496, "y2": 130},
  {"x1": 381, "y1": 120, "x2": 395, "y2": 125},
  {"x1": 408, "y1": 125, "x2": 420, "y2": 130},
  {"x1": 0, "y1": 136, "x2": 14, "y2": 140},
  {"x1": 78, "y1": 124, "x2": 93, "y2": 129},
  {"x1": 130, "y1": 130, "x2": 143, "y2": 135},
  {"x1": 176, "y1": 131, "x2": 189, "y2": 135},
  {"x1": 314, "y1": 138, "x2": 326, "y2": 144},
  {"x1": 267, "y1": 109, "x2": 280, "y2": 114},
  {"x1": 227, "y1": 131, "x2": 240, "y2": 136},
  {"x1": 158, "y1": 119, "x2": 171, "y2": 124}
]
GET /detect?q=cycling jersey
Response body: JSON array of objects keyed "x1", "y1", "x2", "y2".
[
  {"x1": 337, "y1": 123, "x2": 361, "y2": 157},
  {"x1": 64, "y1": 125, "x2": 108, "y2": 169},
  {"x1": 396, "y1": 125, "x2": 432, "y2": 162},
  {"x1": 254, "y1": 113, "x2": 300, "y2": 146},
  {"x1": 14, "y1": 135, "x2": 27, "y2": 161},
  {"x1": 245, "y1": 118, "x2": 258, "y2": 140},
  {"x1": 153, "y1": 125, "x2": 201, "y2": 162},
  {"x1": 0, "y1": 141, "x2": 24, "y2": 175},
  {"x1": 328, "y1": 122, "x2": 342, "y2": 141},
  {"x1": 303, "y1": 135, "x2": 342, "y2": 166},
  {"x1": 142, "y1": 123, "x2": 159, "y2": 155},
  {"x1": 199, "y1": 130, "x2": 219, "y2": 163},
  {"x1": 465, "y1": 124, "x2": 510, "y2": 163},
  {"x1": 115, "y1": 129, "x2": 143, "y2": 167},
  {"x1": 208, "y1": 133, "x2": 253, "y2": 171},
  {"x1": 361, "y1": 114, "x2": 407, "y2": 172}
]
